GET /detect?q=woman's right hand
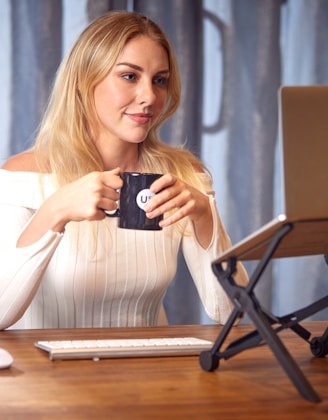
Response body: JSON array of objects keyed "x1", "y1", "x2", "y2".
[
  {"x1": 17, "y1": 168, "x2": 123, "y2": 247},
  {"x1": 50, "y1": 168, "x2": 123, "y2": 224}
]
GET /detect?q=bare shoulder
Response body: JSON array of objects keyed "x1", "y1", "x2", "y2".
[{"x1": 1, "y1": 151, "x2": 39, "y2": 172}]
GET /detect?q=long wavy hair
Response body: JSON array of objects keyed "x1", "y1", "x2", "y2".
[{"x1": 34, "y1": 11, "x2": 206, "y2": 190}]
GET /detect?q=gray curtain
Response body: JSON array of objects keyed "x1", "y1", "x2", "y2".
[
  {"x1": 10, "y1": 0, "x2": 62, "y2": 154},
  {"x1": 0, "y1": 0, "x2": 327, "y2": 324},
  {"x1": 202, "y1": 1, "x2": 282, "y2": 317},
  {"x1": 272, "y1": 0, "x2": 328, "y2": 320}
]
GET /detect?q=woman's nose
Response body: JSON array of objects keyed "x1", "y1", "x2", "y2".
[{"x1": 137, "y1": 80, "x2": 156, "y2": 105}]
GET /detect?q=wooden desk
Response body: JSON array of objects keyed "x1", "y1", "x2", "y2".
[{"x1": 0, "y1": 322, "x2": 327, "y2": 419}]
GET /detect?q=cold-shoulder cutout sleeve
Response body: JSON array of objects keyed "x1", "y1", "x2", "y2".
[
  {"x1": 181, "y1": 173, "x2": 248, "y2": 324},
  {"x1": 0, "y1": 170, "x2": 63, "y2": 329}
]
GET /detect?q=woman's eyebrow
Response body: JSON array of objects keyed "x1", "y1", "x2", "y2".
[{"x1": 116, "y1": 62, "x2": 170, "y2": 74}]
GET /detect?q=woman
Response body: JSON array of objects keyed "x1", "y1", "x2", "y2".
[{"x1": 0, "y1": 11, "x2": 248, "y2": 329}]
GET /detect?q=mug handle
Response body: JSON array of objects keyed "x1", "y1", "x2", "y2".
[{"x1": 104, "y1": 208, "x2": 120, "y2": 217}]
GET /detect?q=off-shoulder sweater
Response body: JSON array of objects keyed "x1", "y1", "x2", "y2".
[{"x1": 0, "y1": 169, "x2": 248, "y2": 329}]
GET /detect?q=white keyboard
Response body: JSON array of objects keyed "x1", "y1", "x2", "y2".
[{"x1": 35, "y1": 337, "x2": 213, "y2": 361}]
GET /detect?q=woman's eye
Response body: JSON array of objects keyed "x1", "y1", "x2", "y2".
[
  {"x1": 122, "y1": 73, "x2": 137, "y2": 82},
  {"x1": 153, "y1": 76, "x2": 168, "y2": 86}
]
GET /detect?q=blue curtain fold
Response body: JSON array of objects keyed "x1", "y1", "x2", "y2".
[{"x1": 10, "y1": 0, "x2": 62, "y2": 154}]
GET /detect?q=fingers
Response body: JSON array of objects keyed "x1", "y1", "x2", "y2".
[
  {"x1": 102, "y1": 167, "x2": 123, "y2": 190},
  {"x1": 148, "y1": 187, "x2": 192, "y2": 215},
  {"x1": 149, "y1": 173, "x2": 176, "y2": 194},
  {"x1": 144, "y1": 175, "x2": 196, "y2": 226},
  {"x1": 159, "y1": 200, "x2": 196, "y2": 228},
  {"x1": 97, "y1": 169, "x2": 122, "y2": 214},
  {"x1": 144, "y1": 173, "x2": 211, "y2": 228},
  {"x1": 71, "y1": 170, "x2": 122, "y2": 220}
]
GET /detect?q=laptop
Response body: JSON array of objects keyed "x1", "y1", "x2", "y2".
[{"x1": 214, "y1": 85, "x2": 328, "y2": 261}]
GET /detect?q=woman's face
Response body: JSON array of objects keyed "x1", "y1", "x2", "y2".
[{"x1": 93, "y1": 35, "x2": 170, "y2": 148}]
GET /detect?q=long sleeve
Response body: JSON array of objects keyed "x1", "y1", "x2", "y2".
[
  {"x1": 0, "y1": 170, "x2": 63, "y2": 329},
  {"x1": 0, "y1": 203, "x2": 63, "y2": 329},
  {"x1": 182, "y1": 175, "x2": 248, "y2": 324}
]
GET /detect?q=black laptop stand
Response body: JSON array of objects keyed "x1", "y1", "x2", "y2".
[{"x1": 199, "y1": 223, "x2": 328, "y2": 403}]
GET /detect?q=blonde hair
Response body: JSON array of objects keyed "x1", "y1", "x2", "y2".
[{"x1": 34, "y1": 11, "x2": 207, "y2": 191}]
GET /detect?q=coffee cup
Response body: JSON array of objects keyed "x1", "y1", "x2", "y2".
[{"x1": 106, "y1": 172, "x2": 163, "y2": 230}]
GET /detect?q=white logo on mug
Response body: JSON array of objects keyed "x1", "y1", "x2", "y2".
[{"x1": 136, "y1": 189, "x2": 155, "y2": 210}]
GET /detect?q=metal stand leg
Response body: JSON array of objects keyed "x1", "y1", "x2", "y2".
[{"x1": 200, "y1": 223, "x2": 327, "y2": 403}]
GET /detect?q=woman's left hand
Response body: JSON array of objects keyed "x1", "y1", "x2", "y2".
[{"x1": 144, "y1": 174, "x2": 213, "y2": 248}]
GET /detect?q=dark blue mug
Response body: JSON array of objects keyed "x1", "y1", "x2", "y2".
[{"x1": 106, "y1": 172, "x2": 163, "y2": 230}]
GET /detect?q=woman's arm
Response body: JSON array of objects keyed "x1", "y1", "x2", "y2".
[
  {"x1": 15, "y1": 169, "x2": 122, "y2": 247},
  {"x1": 182, "y1": 195, "x2": 249, "y2": 324},
  {"x1": 0, "y1": 155, "x2": 122, "y2": 329},
  {"x1": 0, "y1": 204, "x2": 63, "y2": 329},
  {"x1": 144, "y1": 170, "x2": 248, "y2": 324},
  {"x1": 2, "y1": 151, "x2": 122, "y2": 247}
]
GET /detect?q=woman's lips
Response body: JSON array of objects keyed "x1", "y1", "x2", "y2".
[{"x1": 126, "y1": 113, "x2": 152, "y2": 124}]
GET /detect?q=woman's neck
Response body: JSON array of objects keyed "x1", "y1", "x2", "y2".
[{"x1": 99, "y1": 142, "x2": 140, "y2": 172}]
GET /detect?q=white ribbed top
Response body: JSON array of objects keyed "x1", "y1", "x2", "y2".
[{"x1": 0, "y1": 170, "x2": 248, "y2": 329}]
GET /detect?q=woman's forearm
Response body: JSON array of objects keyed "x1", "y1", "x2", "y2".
[{"x1": 0, "y1": 205, "x2": 63, "y2": 329}]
